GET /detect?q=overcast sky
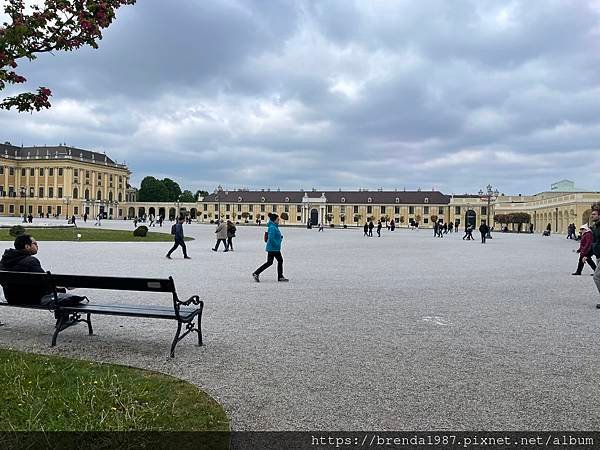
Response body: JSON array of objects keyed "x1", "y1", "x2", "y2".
[{"x1": 1, "y1": 0, "x2": 600, "y2": 195}]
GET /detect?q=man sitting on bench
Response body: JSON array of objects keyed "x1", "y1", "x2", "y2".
[{"x1": 0, "y1": 234, "x2": 53, "y2": 305}]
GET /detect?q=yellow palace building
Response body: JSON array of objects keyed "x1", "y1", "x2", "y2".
[{"x1": 1, "y1": 142, "x2": 599, "y2": 233}]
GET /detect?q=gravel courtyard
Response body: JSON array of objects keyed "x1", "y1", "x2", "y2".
[{"x1": 1, "y1": 220, "x2": 599, "y2": 430}]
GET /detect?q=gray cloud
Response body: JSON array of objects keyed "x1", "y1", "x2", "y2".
[{"x1": 2, "y1": 0, "x2": 600, "y2": 195}]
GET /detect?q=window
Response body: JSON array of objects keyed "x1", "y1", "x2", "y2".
[
  {"x1": 297, "y1": 206, "x2": 302, "y2": 213},
  {"x1": 226, "y1": 204, "x2": 230, "y2": 211},
  {"x1": 424, "y1": 197, "x2": 429, "y2": 203},
  {"x1": 118, "y1": 192, "x2": 122, "y2": 202},
  {"x1": 272, "y1": 204, "x2": 277, "y2": 212},
  {"x1": 327, "y1": 205, "x2": 333, "y2": 213},
  {"x1": 285, "y1": 205, "x2": 289, "y2": 213},
  {"x1": 204, "y1": 204, "x2": 208, "y2": 211},
  {"x1": 284, "y1": 197, "x2": 290, "y2": 202},
  {"x1": 380, "y1": 206, "x2": 385, "y2": 214},
  {"x1": 73, "y1": 188, "x2": 78, "y2": 199},
  {"x1": 38, "y1": 205, "x2": 42, "y2": 215},
  {"x1": 424, "y1": 206, "x2": 429, "y2": 215},
  {"x1": 74, "y1": 207, "x2": 79, "y2": 215},
  {"x1": 341, "y1": 197, "x2": 346, "y2": 203},
  {"x1": 58, "y1": 187, "x2": 63, "y2": 198},
  {"x1": 248, "y1": 204, "x2": 254, "y2": 211},
  {"x1": 439, "y1": 207, "x2": 444, "y2": 215},
  {"x1": 39, "y1": 187, "x2": 44, "y2": 198},
  {"x1": 340, "y1": 206, "x2": 345, "y2": 214},
  {"x1": 85, "y1": 189, "x2": 89, "y2": 200},
  {"x1": 39, "y1": 168, "x2": 44, "y2": 176},
  {"x1": 367, "y1": 197, "x2": 372, "y2": 203},
  {"x1": 238, "y1": 196, "x2": 242, "y2": 202},
  {"x1": 354, "y1": 206, "x2": 359, "y2": 214},
  {"x1": 96, "y1": 190, "x2": 101, "y2": 200},
  {"x1": 57, "y1": 206, "x2": 62, "y2": 216},
  {"x1": 9, "y1": 205, "x2": 14, "y2": 214},
  {"x1": 482, "y1": 206, "x2": 487, "y2": 216},
  {"x1": 48, "y1": 187, "x2": 53, "y2": 198},
  {"x1": 395, "y1": 198, "x2": 400, "y2": 203},
  {"x1": 8, "y1": 186, "x2": 14, "y2": 197},
  {"x1": 260, "y1": 205, "x2": 265, "y2": 212},
  {"x1": 30, "y1": 168, "x2": 34, "y2": 176},
  {"x1": 214, "y1": 203, "x2": 218, "y2": 210},
  {"x1": 21, "y1": 168, "x2": 26, "y2": 176},
  {"x1": 19, "y1": 205, "x2": 24, "y2": 214},
  {"x1": 108, "y1": 191, "x2": 113, "y2": 202},
  {"x1": 74, "y1": 169, "x2": 79, "y2": 177},
  {"x1": 261, "y1": 197, "x2": 265, "y2": 202},
  {"x1": 455, "y1": 206, "x2": 461, "y2": 215},
  {"x1": 395, "y1": 206, "x2": 400, "y2": 214},
  {"x1": 0, "y1": 205, "x2": 4, "y2": 213},
  {"x1": 367, "y1": 206, "x2": 372, "y2": 214},
  {"x1": 58, "y1": 168, "x2": 63, "y2": 176},
  {"x1": 0, "y1": 167, "x2": 3, "y2": 174},
  {"x1": 86, "y1": 171, "x2": 90, "y2": 178},
  {"x1": 9, "y1": 167, "x2": 14, "y2": 175},
  {"x1": 49, "y1": 168, "x2": 54, "y2": 176},
  {"x1": 297, "y1": 216, "x2": 301, "y2": 221},
  {"x1": 409, "y1": 206, "x2": 415, "y2": 214},
  {"x1": 424, "y1": 218, "x2": 429, "y2": 224},
  {"x1": 237, "y1": 204, "x2": 242, "y2": 212}
]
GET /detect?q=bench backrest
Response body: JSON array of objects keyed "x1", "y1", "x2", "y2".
[
  {"x1": 49, "y1": 274, "x2": 175, "y2": 293},
  {"x1": 0, "y1": 271, "x2": 51, "y2": 285}
]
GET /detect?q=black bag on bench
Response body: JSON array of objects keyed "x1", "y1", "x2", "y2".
[{"x1": 40, "y1": 293, "x2": 89, "y2": 308}]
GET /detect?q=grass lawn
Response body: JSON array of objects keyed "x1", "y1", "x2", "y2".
[
  {"x1": 0, "y1": 348, "x2": 228, "y2": 431},
  {"x1": 0, "y1": 227, "x2": 193, "y2": 242}
]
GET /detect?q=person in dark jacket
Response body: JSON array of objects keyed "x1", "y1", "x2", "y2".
[
  {"x1": 363, "y1": 222, "x2": 369, "y2": 236},
  {"x1": 252, "y1": 213, "x2": 288, "y2": 282},
  {"x1": 226, "y1": 220, "x2": 236, "y2": 251},
  {"x1": 390, "y1": 219, "x2": 395, "y2": 231},
  {"x1": 479, "y1": 221, "x2": 490, "y2": 244},
  {"x1": 583, "y1": 206, "x2": 600, "y2": 308},
  {"x1": 166, "y1": 217, "x2": 190, "y2": 259},
  {"x1": 0, "y1": 235, "x2": 52, "y2": 305},
  {"x1": 368, "y1": 220, "x2": 374, "y2": 237},
  {"x1": 376, "y1": 220, "x2": 382, "y2": 237},
  {"x1": 572, "y1": 224, "x2": 596, "y2": 275}
]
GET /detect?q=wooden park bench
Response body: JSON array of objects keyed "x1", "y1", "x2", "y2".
[{"x1": 0, "y1": 271, "x2": 203, "y2": 357}]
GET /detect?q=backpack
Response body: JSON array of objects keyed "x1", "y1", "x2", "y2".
[
  {"x1": 171, "y1": 224, "x2": 177, "y2": 235},
  {"x1": 264, "y1": 231, "x2": 268, "y2": 243}
]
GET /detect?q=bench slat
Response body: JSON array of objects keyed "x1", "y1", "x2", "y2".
[
  {"x1": 50, "y1": 274, "x2": 174, "y2": 292},
  {"x1": 56, "y1": 304, "x2": 200, "y2": 320}
]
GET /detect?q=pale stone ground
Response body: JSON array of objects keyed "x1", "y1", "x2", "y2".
[{"x1": 0, "y1": 217, "x2": 599, "y2": 430}]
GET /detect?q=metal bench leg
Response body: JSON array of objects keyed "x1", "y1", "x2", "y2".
[
  {"x1": 52, "y1": 313, "x2": 66, "y2": 346},
  {"x1": 170, "y1": 321, "x2": 182, "y2": 358},
  {"x1": 197, "y1": 319, "x2": 203, "y2": 346},
  {"x1": 86, "y1": 313, "x2": 93, "y2": 335}
]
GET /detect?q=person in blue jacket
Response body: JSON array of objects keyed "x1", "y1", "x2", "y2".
[{"x1": 252, "y1": 213, "x2": 289, "y2": 282}]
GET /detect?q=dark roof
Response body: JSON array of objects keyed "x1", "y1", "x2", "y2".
[
  {"x1": 0, "y1": 143, "x2": 120, "y2": 166},
  {"x1": 203, "y1": 190, "x2": 451, "y2": 204}
]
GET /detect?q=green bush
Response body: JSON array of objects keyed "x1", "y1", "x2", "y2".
[
  {"x1": 9, "y1": 225, "x2": 25, "y2": 237},
  {"x1": 133, "y1": 226, "x2": 148, "y2": 237}
]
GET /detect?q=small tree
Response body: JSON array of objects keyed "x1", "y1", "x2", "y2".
[
  {"x1": 241, "y1": 212, "x2": 249, "y2": 223},
  {"x1": 399, "y1": 216, "x2": 405, "y2": 227},
  {"x1": 354, "y1": 214, "x2": 362, "y2": 226},
  {"x1": 280, "y1": 212, "x2": 289, "y2": 224},
  {"x1": 430, "y1": 214, "x2": 438, "y2": 224}
]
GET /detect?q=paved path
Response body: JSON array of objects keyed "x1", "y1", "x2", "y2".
[{"x1": 1, "y1": 222, "x2": 598, "y2": 430}]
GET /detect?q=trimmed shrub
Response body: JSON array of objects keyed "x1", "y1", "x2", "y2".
[
  {"x1": 9, "y1": 225, "x2": 26, "y2": 237},
  {"x1": 133, "y1": 226, "x2": 148, "y2": 237},
  {"x1": 343, "y1": 224, "x2": 347, "y2": 229},
  {"x1": 330, "y1": 223, "x2": 335, "y2": 228}
]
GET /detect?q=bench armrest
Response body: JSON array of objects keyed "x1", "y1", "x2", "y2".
[{"x1": 177, "y1": 295, "x2": 202, "y2": 307}]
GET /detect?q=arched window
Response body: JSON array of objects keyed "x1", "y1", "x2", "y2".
[
  {"x1": 85, "y1": 189, "x2": 89, "y2": 200},
  {"x1": 118, "y1": 192, "x2": 122, "y2": 202},
  {"x1": 424, "y1": 197, "x2": 429, "y2": 203},
  {"x1": 367, "y1": 197, "x2": 372, "y2": 203},
  {"x1": 109, "y1": 191, "x2": 113, "y2": 202},
  {"x1": 395, "y1": 198, "x2": 400, "y2": 203},
  {"x1": 96, "y1": 190, "x2": 102, "y2": 200},
  {"x1": 73, "y1": 188, "x2": 78, "y2": 199}
]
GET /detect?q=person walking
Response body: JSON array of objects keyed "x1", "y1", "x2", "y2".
[
  {"x1": 252, "y1": 213, "x2": 288, "y2": 282},
  {"x1": 226, "y1": 220, "x2": 236, "y2": 251},
  {"x1": 443, "y1": 223, "x2": 448, "y2": 235},
  {"x1": 71, "y1": 215, "x2": 76, "y2": 227},
  {"x1": 166, "y1": 217, "x2": 190, "y2": 259},
  {"x1": 581, "y1": 206, "x2": 600, "y2": 308},
  {"x1": 213, "y1": 220, "x2": 229, "y2": 252},
  {"x1": 158, "y1": 215, "x2": 164, "y2": 227},
  {"x1": 448, "y1": 222, "x2": 453, "y2": 233},
  {"x1": 363, "y1": 222, "x2": 369, "y2": 236},
  {"x1": 368, "y1": 220, "x2": 374, "y2": 237},
  {"x1": 390, "y1": 219, "x2": 395, "y2": 231},
  {"x1": 479, "y1": 221, "x2": 490, "y2": 244},
  {"x1": 83, "y1": 212, "x2": 87, "y2": 223},
  {"x1": 433, "y1": 221, "x2": 438, "y2": 237},
  {"x1": 376, "y1": 220, "x2": 382, "y2": 237},
  {"x1": 463, "y1": 225, "x2": 474, "y2": 240},
  {"x1": 133, "y1": 216, "x2": 138, "y2": 227},
  {"x1": 572, "y1": 224, "x2": 596, "y2": 275},
  {"x1": 546, "y1": 223, "x2": 552, "y2": 236}
]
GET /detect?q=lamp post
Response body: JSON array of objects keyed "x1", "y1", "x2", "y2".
[
  {"x1": 214, "y1": 185, "x2": 223, "y2": 223},
  {"x1": 478, "y1": 184, "x2": 499, "y2": 238},
  {"x1": 64, "y1": 195, "x2": 71, "y2": 220},
  {"x1": 20, "y1": 187, "x2": 27, "y2": 222}
]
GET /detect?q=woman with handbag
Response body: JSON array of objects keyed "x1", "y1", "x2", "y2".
[{"x1": 252, "y1": 213, "x2": 289, "y2": 282}]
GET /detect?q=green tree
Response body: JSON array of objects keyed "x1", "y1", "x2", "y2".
[
  {"x1": 179, "y1": 190, "x2": 195, "y2": 202},
  {"x1": 0, "y1": 0, "x2": 135, "y2": 112},
  {"x1": 138, "y1": 176, "x2": 169, "y2": 202},
  {"x1": 162, "y1": 178, "x2": 182, "y2": 202},
  {"x1": 195, "y1": 190, "x2": 208, "y2": 201}
]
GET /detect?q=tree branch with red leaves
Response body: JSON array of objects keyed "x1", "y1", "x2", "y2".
[{"x1": 0, "y1": 0, "x2": 135, "y2": 112}]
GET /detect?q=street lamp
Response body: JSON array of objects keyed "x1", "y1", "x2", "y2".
[
  {"x1": 20, "y1": 187, "x2": 27, "y2": 222},
  {"x1": 214, "y1": 185, "x2": 223, "y2": 223},
  {"x1": 63, "y1": 195, "x2": 71, "y2": 220},
  {"x1": 478, "y1": 184, "x2": 499, "y2": 238}
]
